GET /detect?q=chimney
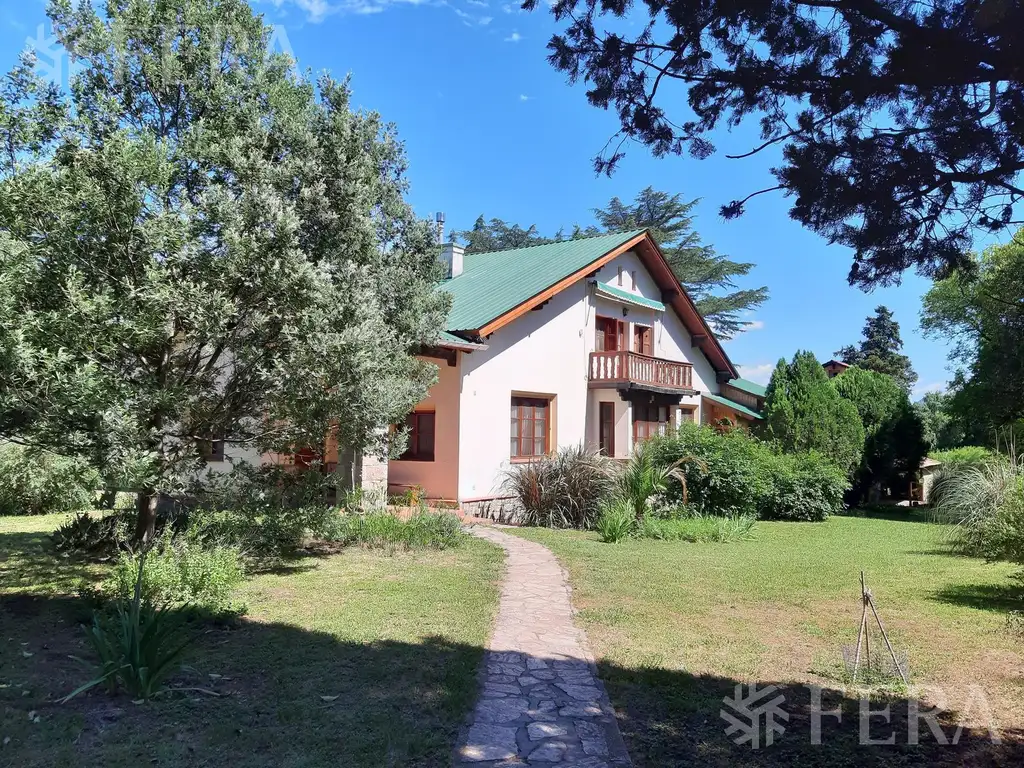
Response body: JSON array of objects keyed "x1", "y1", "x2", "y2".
[
  {"x1": 435, "y1": 211, "x2": 446, "y2": 244},
  {"x1": 441, "y1": 241, "x2": 464, "y2": 279}
]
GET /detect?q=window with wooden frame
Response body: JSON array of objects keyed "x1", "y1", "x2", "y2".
[
  {"x1": 399, "y1": 411, "x2": 435, "y2": 461},
  {"x1": 633, "y1": 324, "x2": 652, "y2": 356},
  {"x1": 511, "y1": 396, "x2": 551, "y2": 459},
  {"x1": 678, "y1": 405, "x2": 697, "y2": 424},
  {"x1": 595, "y1": 316, "x2": 626, "y2": 352},
  {"x1": 633, "y1": 403, "x2": 671, "y2": 442},
  {"x1": 200, "y1": 439, "x2": 225, "y2": 463}
]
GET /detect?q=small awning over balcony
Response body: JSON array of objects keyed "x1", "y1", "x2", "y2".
[{"x1": 593, "y1": 281, "x2": 666, "y2": 312}]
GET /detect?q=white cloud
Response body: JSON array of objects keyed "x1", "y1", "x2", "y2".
[
  {"x1": 519, "y1": 94, "x2": 530, "y2": 101},
  {"x1": 504, "y1": 30, "x2": 522, "y2": 42},
  {"x1": 746, "y1": 319, "x2": 765, "y2": 331},
  {"x1": 502, "y1": 2, "x2": 514, "y2": 10},
  {"x1": 466, "y1": 0, "x2": 489, "y2": 5},
  {"x1": 479, "y1": 15, "x2": 493, "y2": 24},
  {"x1": 736, "y1": 363, "x2": 775, "y2": 386}
]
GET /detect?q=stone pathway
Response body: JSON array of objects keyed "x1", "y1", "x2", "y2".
[{"x1": 454, "y1": 526, "x2": 631, "y2": 767}]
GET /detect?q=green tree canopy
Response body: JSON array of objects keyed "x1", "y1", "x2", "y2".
[
  {"x1": 836, "y1": 306, "x2": 918, "y2": 392},
  {"x1": 913, "y1": 391, "x2": 969, "y2": 451},
  {"x1": 529, "y1": 0, "x2": 1024, "y2": 288},
  {"x1": 760, "y1": 351, "x2": 864, "y2": 474},
  {"x1": 0, "y1": 0, "x2": 447, "y2": 541},
  {"x1": 455, "y1": 216, "x2": 553, "y2": 253},
  {"x1": 921, "y1": 233, "x2": 1024, "y2": 435},
  {"x1": 833, "y1": 367, "x2": 928, "y2": 502},
  {"x1": 592, "y1": 188, "x2": 768, "y2": 339}
]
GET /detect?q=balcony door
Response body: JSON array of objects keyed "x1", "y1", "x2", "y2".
[
  {"x1": 595, "y1": 316, "x2": 625, "y2": 352},
  {"x1": 633, "y1": 324, "x2": 652, "y2": 356}
]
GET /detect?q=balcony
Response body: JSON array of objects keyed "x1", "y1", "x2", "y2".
[{"x1": 589, "y1": 350, "x2": 695, "y2": 393}]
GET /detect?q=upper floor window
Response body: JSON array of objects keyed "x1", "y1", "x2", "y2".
[
  {"x1": 595, "y1": 316, "x2": 625, "y2": 352},
  {"x1": 633, "y1": 324, "x2": 652, "y2": 356},
  {"x1": 200, "y1": 439, "x2": 225, "y2": 463},
  {"x1": 631, "y1": 270, "x2": 637, "y2": 290},
  {"x1": 399, "y1": 411, "x2": 435, "y2": 461},
  {"x1": 511, "y1": 396, "x2": 551, "y2": 459},
  {"x1": 617, "y1": 266, "x2": 623, "y2": 286}
]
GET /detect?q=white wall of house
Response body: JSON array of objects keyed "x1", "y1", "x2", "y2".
[
  {"x1": 455, "y1": 247, "x2": 726, "y2": 501},
  {"x1": 457, "y1": 279, "x2": 592, "y2": 499}
]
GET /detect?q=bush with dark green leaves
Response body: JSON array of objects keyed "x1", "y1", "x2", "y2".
[
  {"x1": 648, "y1": 424, "x2": 849, "y2": 521},
  {"x1": 0, "y1": 443, "x2": 100, "y2": 516},
  {"x1": 757, "y1": 452, "x2": 849, "y2": 522},
  {"x1": 52, "y1": 508, "x2": 188, "y2": 559}
]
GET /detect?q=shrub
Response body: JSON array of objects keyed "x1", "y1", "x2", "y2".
[
  {"x1": 931, "y1": 446, "x2": 999, "y2": 469},
  {"x1": 196, "y1": 464, "x2": 337, "y2": 557},
  {"x1": 636, "y1": 513, "x2": 756, "y2": 543},
  {"x1": 321, "y1": 510, "x2": 463, "y2": 551},
  {"x1": 758, "y1": 452, "x2": 849, "y2": 521},
  {"x1": 104, "y1": 534, "x2": 246, "y2": 613},
  {"x1": 648, "y1": 424, "x2": 773, "y2": 517},
  {"x1": 648, "y1": 424, "x2": 849, "y2": 520},
  {"x1": 504, "y1": 445, "x2": 616, "y2": 529},
  {"x1": 596, "y1": 499, "x2": 635, "y2": 543},
  {"x1": 0, "y1": 442, "x2": 100, "y2": 516},
  {"x1": 52, "y1": 508, "x2": 188, "y2": 559}
]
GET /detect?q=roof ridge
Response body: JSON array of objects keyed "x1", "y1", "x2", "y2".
[{"x1": 462, "y1": 228, "x2": 646, "y2": 258}]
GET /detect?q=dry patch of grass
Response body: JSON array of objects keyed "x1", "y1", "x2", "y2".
[
  {"x1": 0, "y1": 513, "x2": 502, "y2": 768},
  {"x1": 513, "y1": 512, "x2": 1024, "y2": 766}
]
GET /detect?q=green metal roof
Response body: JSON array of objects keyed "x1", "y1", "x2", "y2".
[
  {"x1": 438, "y1": 331, "x2": 487, "y2": 350},
  {"x1": 727, "y1": 378, "x2": 767, "y2": 398},
  {"x1": 704, "y1": 392, "x2": 764, "y2": 420},
  {"x1": 593, "y1": 281, "x2": 666, "y2": 311},
  {"x1": 442, "y1": 230, "x2": 645, "y2": 332}
]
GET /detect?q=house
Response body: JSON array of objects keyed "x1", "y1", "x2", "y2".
[
  {"x1": 203, "y1": 229, "x2": 766, "y2": 513},
  {"x1": 823, "y1": 359, "x2": 850, "y2": 378},
  {"x1": 383, "y1": 229, "x2": 758, "y2": 515}
]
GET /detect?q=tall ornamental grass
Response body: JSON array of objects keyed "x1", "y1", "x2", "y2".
[{"x1": 503, "y1": 445, "x2": 616, "y2": 529}]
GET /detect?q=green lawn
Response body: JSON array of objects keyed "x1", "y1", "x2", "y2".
[
  {"x1": 512, "y1": 512, "x2": 1024, "y2": 766},
  {"x1": 0, "y1": 513, "x2": 502, "y2": 768}
]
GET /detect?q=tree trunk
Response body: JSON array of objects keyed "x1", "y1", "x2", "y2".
[
  {"x1": 98, "y1": 488, "x2": 118, "y2": 510},
  {"x1": 134, "y1": 490, "x2": 158, "y2": 546}
]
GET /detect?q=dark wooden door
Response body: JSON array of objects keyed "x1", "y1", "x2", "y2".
[{"x1": 599, "y1": 402, "x2": 615, "y2": 457}]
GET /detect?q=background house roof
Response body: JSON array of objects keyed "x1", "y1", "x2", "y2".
[
  {"x1": 727, "y1": 378, "x2": 767, "y2": 398},
  {"x1": 442, "y1": 230, "x2": 645, "y2": 331},
  {"x1": 440, "y1": 230, "x2": 737, "y2": 377},
  {"x1": 703, "y1": 392, "x2": 764, "y2": 420}
]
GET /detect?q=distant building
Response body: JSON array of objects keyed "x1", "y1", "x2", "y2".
[{"x1": 822, "y1": 359, "x2": 851, "y2": 378}]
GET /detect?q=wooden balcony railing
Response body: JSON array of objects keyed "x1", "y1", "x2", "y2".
[{"x1": 589, "y1": 350, "x2": 694, "y2": 391}]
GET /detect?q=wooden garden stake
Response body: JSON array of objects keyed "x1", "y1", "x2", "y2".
[{"x1": 851, "y1": 571, "x2": 909, "y2": 686}]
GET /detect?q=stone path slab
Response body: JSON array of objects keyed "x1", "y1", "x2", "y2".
[{"x1": 454, "y1": 526, "x2": 631, "y2": 767}]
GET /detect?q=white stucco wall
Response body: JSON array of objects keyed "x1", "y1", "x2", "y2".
[{"x1": 456, "y1": 247, "x2": 726, "y2": 501}]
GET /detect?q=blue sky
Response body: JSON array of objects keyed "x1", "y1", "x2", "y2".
[{"x1": 2, "y1": 0, "x2": 959, "y2": 396}]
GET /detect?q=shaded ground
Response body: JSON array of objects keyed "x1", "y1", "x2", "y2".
[
  {"x1": 512, "y1": 512, "x2": 1024, "y2": 766},
  {"x1": 0, "y1": 513, "x2": 502, "y2": 768}
]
